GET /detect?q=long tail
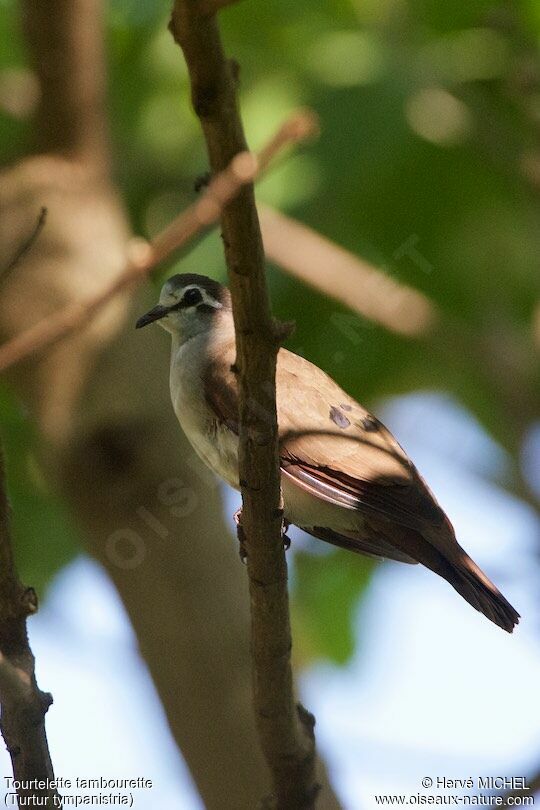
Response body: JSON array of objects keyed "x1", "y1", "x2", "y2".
[
  {"x1": 308, "y1": 523, "x2": 520, "y2": 632},
  {"x1": 443, "y1": 553, "x2": 519, "y2": 633},
  {"x1": 403, "y1": 526, "x2": 520, "y2": 633}
]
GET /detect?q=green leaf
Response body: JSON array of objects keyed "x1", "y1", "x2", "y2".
[
  {"x1": 292, "y1": 547, "x2": 376, "y2": 665},
  {"x1": 0, "y1": 386, "x2": 81, "y2": 595}
]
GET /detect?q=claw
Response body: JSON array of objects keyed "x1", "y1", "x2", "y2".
[
  {"x1": 233, "y1": 508, "x2": 248, "y2": 563},
  {"x1": 282, "y1": 518, "x2": 291, "y2": 551},
  {"x1": 233, "y1": 509, "x2": 291, "y2": 560}
]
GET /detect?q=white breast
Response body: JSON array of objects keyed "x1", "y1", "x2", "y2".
[
  {"x1": 169, "y1": 335, "x2": 240, "y2": 490},
  {"x1": 168, "y1": 333, "x2": 363, "y2": 535}
]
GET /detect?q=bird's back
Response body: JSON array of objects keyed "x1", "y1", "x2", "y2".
[{"x1": 201, "y1": 340, "x2": 519, "y2": 631}]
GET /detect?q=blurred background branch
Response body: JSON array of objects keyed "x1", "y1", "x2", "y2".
[
  {"x1": 259, "y1": 205, "x2": 438, "y2": 337},
  {"x1": 0, "y1": 116, "x2": 316, "y2": 375},
  {"x1": 199, "y1": 0, "x2": 245, "y2": 15},
  {"x1": 22, "y1": 0, "x2": 110, "y2": 168},
  {"x1": 0, "y1": 206, "x2": 46, "y2": 284}
]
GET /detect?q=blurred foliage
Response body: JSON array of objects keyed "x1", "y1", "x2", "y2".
[
  {"x1": 0, "y1": 0, "x2": 539, "y2": 660},
  {"x1": 0, "y1": 389, "x2": 81, "y2": 595},
  {"x1": 292, "y1": 549, "x2": 376, "y2": 665}
]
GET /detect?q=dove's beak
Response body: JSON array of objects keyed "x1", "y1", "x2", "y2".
[{"x1": 135, "y1": 304, "x2": 170, "y2": 329}]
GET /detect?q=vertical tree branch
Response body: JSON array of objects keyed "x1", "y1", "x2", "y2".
[
  {"x1": 0, "y1": 440, "x2": 60, "y2": 808},
  {"x1": 169, "y1": 5, "x2": 319, "y2": 808},
  {"x1": 21, "y1": 0, "x2": 110, "y2": 170}
]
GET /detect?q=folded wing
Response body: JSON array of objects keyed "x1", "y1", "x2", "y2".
[{"x1": 203, "y1": 342, "x2": 519, "y2": 631}]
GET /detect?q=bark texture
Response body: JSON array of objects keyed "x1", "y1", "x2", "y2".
[
  {"x1": 0, "y1": 444, "x2": 60, "y2": 808},
  {"x1": 170, "y1": 5, "x2": 319, "y2": 807}
]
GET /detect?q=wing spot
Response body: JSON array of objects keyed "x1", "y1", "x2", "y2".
[
  {"x1": 329, "y1": 406, "x2": 351, "y2": 429},
  {"x1": 359, "y1": 415, "x2": 379, "y2": 432},
  {"x1": 340, "y1": 403, "x2": 352, "y2": 411}
]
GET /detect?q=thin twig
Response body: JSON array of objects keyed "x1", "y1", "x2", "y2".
[
  {"x1": 0, "y1": 440, "x2": 60, "y2": 807},
  {"x1": 0, "y1": 112, "x2": 316, "y2": 375},
  {"x1": 1, "y1": 207, "x2": 47, "y2": 283},
  {"x1": 170, "y1": 4, "x2": 319, "y2": 809}
]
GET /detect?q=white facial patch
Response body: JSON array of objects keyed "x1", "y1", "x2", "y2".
[
  {"x1": 159, "y1": 283, "x2": 223, "y2": 310},
  {"x1": 184, "y1": 286, "x2": 223, "y2": 310}
]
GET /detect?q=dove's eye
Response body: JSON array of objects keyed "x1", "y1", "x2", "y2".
[{"x1": 181, "y1": 287, "x2": 203, "y2": 307}]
